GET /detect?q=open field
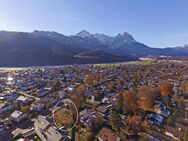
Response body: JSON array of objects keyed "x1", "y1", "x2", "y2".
[
  {"x1": 94, "y1": 60, "x2": 157, "y2": 68},
  {"x1": 127, "y1": 60, "x2": 157, "y2": 65},
  {"x1": 0, "y1": 68, "x2": 25, "y2": 72}
]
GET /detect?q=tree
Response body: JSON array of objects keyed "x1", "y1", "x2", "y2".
[
  {"x1": 182, "y1": 129, "x2": 188, "y2": 141},
  {"x1": 109, "y1": 111, "x2": 122, "y2": 131},
  {"x1": 82, "y1": 129, "x2": 94, "y2": 141},
  {"x1": 117, "y1": 79, "x2": 124, "y2": 88},
  {"x1": 116, "y1": 93, "x2": 123, "y2": 112},
  {"x1": 126, "y1": 115, "x2": 142, "y2": 134},
  {"x1": 76, "y1": 84, "x2": 86, "y2": 95},
  {"x1": 85, "y1": 73, "x2": 101, "y2": 86},
  {"x1": 173, "y1": 94, "x2": 185, "y2": 108},
  {"x1": 93, "y1": 90, "x2": 102, "y2": 100},
  {"x1": 92, "y1": 112, "x2": 104, "y2": 130},
  {"x1": 181, "y1": 81, "x2": 188, "y2": 94},
  {"x1": 138, "y1": 86, "x2": 155, "y2": 110},
  {"x1": 71, "y1": 96, "x2": 83, "y2": 110},
  {"x1": 21, "y1": 106, "x2": 31, "y2": 112},
  {"x1": 167, "y1": 115, "x2": 175, "y2": 126},
  {"x1": 107, "y1": 82, "x2": 115, "y2": 90},
  {"x1": 142, "y1": 120, "x2": 152, "y2": 131},
  {"x1": 160, "y1": 81, "x2": 174, "y2": 97},
  {"x1": 50, "y1": 80, "x2": 62, "y2": 90},
  {"x1": 151, "y1": 87, "x2": 161, "y2": 98},
  {"x1": 122, "y1": 90, "x2": 138, "y2": 114}
]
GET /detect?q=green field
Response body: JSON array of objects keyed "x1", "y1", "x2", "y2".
[
  {"x1": 127, "y1": 60, "x2": 157, "y2": 65},
  {"x1": 0, "y1": 68, "x2": 25, "y2": 72},
  {"x1": 94, "y1": 63, "x2": 122, "y2": 68},
  {"x1": 94, "y1": 60, "x2": 157, "y2": 68}
]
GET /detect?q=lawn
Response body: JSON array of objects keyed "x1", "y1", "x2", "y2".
[
  {"x1": 94, "y1": 60, "x2": 157, "y2": 68},
  {"x1": 94, "y1": 63, "x2": 122, "y2": 68},
  {"x1": 0, "y1": 68, "x2": 25, "y2": 72},
  {"x1": 54, "y1": 108, "x2": 75, "y2": 128},
  {"x1": 127, "y1": 60, "x2": 157, "y2": 65}
]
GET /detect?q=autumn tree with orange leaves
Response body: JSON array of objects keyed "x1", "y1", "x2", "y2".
[
  {"x1": 122, "y1": 90, "x2": 138, "y2": 114},
  {"x1": 181, "y1": 81, "x2": 188, "y2": 94},
  {"x1": 160, "y1": 81, "x2": 174, "y2": 97},
  {"x1": 138, "y1": 85, "x2": 155, "y2": 110},
  {"x1": 126, "y1": 114, "x2": 142, "y2": 134}
]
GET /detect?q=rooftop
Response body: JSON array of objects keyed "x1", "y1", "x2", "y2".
[{"x1": 97, "y1": 127, "x2": 120, "y2": 141}]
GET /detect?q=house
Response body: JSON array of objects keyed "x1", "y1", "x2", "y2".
[
  {"x1": 63, "y1": 85, "x2": 76, "y2": 92},
  {"x1": 165, "y1": 123, "x2": 187, "y2": 141},
  {"x1": 99, "y1": 85, "x2": 110, "y2": 95},
  {"x1": 17, "y1": 95, "x2": 31, "y2": 105},
  {"x1": 31, "y1": 100, "x2": 45, "y2": 112},
  {"x1": 102, "y1": 93, "x2": 117, "y2": 106},
  {"x1": 0, "y1": 124, "x2": 6, "y2": 133},
  {"x1": 97, "y1": 105, "x2": 110, "y2": 118},
  {"x1": 36, "y1": 89, "x2": 48, "y2": 97},
  {"x1": 0, "y1": 103, "x2": 14, "y2": 114},
  {"x1": 22, "y1": 128, "x2": 35, "y2": 138},
  {"x1": 183, "y1": 95, "x2": 188, "y2": 110},
  {"x1": 147, "y1": 131, "x2": 172, "y2": 141},
  {"x1": 6, "y1": 92, "x2": 19, "y2": 101},
  {"x1": 0, "y1": 96, "x2": 5, "y2": 101},
  {"x1": 153, "y1": 103, "x2": 170, "y2": 117},
  {"x1": 79, "y1": 109, "x2": 96, "y2": 128},
  {"x1": 34, "y1": 115, "x2": 68, "y2": 141},
  {"x1": 145, "y1": 112, "x2": 164, "y2": 127},
  {"x1": 97, "y1": 127, "x2": 120, "y2": 141},
  {"x1": 58, "y1": 90, "x2": 66, "y2": 99},
  {"x1": 10, "y1": 110, "x2": 27, "y2": 122}
]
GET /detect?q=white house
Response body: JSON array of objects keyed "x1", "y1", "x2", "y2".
[
  {"x1": 10, "y1": 110, "x2": 27, "y2": 122},
  {"x1": 34, "y1": 115, "x2": 67, "y2": 141}
]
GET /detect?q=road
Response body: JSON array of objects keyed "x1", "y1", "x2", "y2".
[
  {"x1": 18, "y1": 90, "x2": 40, "y2": 101},
  {"x1": 6, "y1": 88, "x2": 40, "y2": 101}
]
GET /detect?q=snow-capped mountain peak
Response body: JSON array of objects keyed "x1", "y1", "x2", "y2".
[
  {"x1": 181, "y1": 44, "x2": 188, "y2": 48},
  {"x1": 116, "y1": 32, "x2": 136, "y2": 43},
  {"x1": 76, "y1": 30, "x2": 92, "y2": 38},
  {"x1": 93, "y1": 33, "x2": 114, "y2": 44}
]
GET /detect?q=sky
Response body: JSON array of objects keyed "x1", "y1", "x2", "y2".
[{"x1": 0, "y1": 0, "x2": 188, "y2": 48}]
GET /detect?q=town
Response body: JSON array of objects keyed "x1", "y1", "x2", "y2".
[{"x1": 0, "y1": 59, "x2": 188, "y2": 141}]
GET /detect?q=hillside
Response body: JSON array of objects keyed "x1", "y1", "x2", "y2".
[{"x1": 0, "y1": 30, "x2": 187, "y2": 67}]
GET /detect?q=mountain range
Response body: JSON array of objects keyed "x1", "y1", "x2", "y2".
[{"x1": 0, "y1": 30, "x2": 187, "y2": 67}]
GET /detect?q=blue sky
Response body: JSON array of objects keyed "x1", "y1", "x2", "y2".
[{"x1": 0, "y1": 0, "x2": 187, "y2": 48}]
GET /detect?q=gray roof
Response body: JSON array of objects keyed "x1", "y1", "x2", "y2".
[
  {"x1": 34, "y1": 115, "x2": 66, "y2": 141},
  {"x1": 80, "y1": 109, "x2": 90, "y2": 116},
  {"x1": 0, "y1": 103, "x2": 6, "y2": 109},
  {"x1": 97, "y1": 105, "x2": 108, "y2": 113},
  {"x1": 45, "y1": 126, "x2": 63, "y2": 141},
  {"x1": 34, "y1": 115, "x2": 50, "y2": 130},
  {"x1": 10, "y1": 110, "x2": 24, "y2": 118}
]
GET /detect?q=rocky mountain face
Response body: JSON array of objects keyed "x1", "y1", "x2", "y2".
[{"x1": 0, "y1": 30, "x2": 187, "y2": 67}]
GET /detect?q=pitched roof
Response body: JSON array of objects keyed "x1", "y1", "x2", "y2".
[
  {"x1": 149, "y1": 131, "x2": 172, "y2": 141},
  {"x1": 97, "y1": 127, "x2": 120, "y2": 141},
  {"x1": 34, "y1": 115, "x2": 50, "y2": 130},
  {"x1": 45, "y1": 126, "x2": 64, "y2": 141},
  {"x1": 165, "y1": 123, "x2": 186, "y2": 140},
  {"x1": 10, "y1": 110, "x2": 25, "y2": 118},
  {"x1": 97, "y1": 105, "x2": 108, "y2": 113}
]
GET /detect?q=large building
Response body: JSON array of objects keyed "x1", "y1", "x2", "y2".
[{"x1": 34, "y1": 115, "x2": 70, "y2": 141}]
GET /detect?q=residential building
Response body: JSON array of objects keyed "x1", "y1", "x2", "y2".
[
  {"x1": 10, "y1": 110, "x2": 27, "y2": 122},
  {"x1": 97, "y1": 127, "x2": 120, "y2": 141}
]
